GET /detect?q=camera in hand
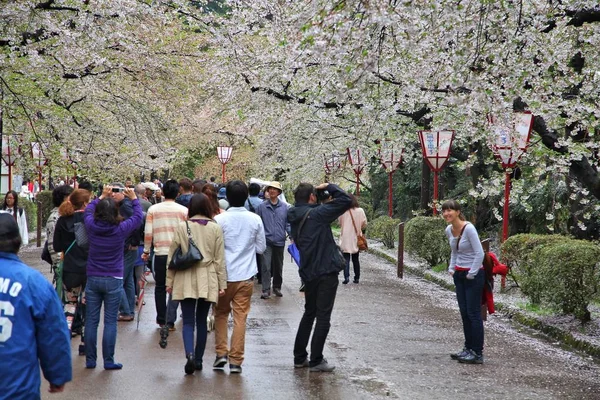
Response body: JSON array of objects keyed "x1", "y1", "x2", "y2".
[
  {"x1": 315, "y1": 189, "x2": 331, "y2": 203},
  {"x1": 112, "y1": 187, "x2": 124, "y2": 193}
]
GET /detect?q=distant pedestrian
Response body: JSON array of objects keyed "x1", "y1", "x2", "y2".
[
  {"x1": 1, "y1": 190, "x2": 28, "y2": 245},
  {"x1": 443, "y1": 199, "x2": 485, "y2": 364},
  {"x1": 338, "y1": 194, "x2": 367, "y2": 284},
  {"x1": 287, "y1": 182, "x2": 352, "y2": 372},
  {"x1": 0, "y1": 213, "x2": 72, "y2": 397},
  {"x1": 256, "y1": 181, "x2": 289, "y2": 299},
  {"x1": 166, "y1": 193, "x2": 227, "y2": 374},
  {"x1": 213, "y1": 180, "x2": 266, "y2": 374}
]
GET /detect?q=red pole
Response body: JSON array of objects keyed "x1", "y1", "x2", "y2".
[
  {"x1": 221, "y1": 163, "x2": 226, "y2": 183},
  {"x1": 502, "y1": 171, "x2": 511, "y2": 242},
  {"x1": 8, "y1": 164, "x2": 12, "y2": 191},
  {"x1": 433, "y1": 170, "x2": 439, "y2": 215},
  {"x1": 388, "y1": 171, "x2": 393, "y2": 217},
  {"x1": 355, "y1": 170, "x2": 360, "y2": 196}
]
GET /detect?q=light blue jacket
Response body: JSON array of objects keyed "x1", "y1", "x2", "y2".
[
  {"x1": 256, "y1": 199, "x2": 291, "y2": 247},
  {"x1": 0, "y1": 252, "x2": 72, "y2": 399}
]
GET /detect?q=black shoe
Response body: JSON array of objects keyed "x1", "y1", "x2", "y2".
[
  {"x1": 185, "y1": 353, "x2": 195, "y2": 375},
  {"x1": 195, "y1": 362, "x2": 203, "y2": 371},
  {"x1": 458, "y1": 350, "x2": 483, "y2": 364},
  {"x1": 353, "y1": 279, "x2": 359, "y2": 284},
  {"x1": 450, "y1": 348, "x2": 469, "y2": 360},
  {"x1": 159, "y1": 325, "x2": 169, "y2": 349},
  {"x1": 342, "y1": 279, "x2": 349, "y2": 284},
  {"x1": 273, "y1": 288, "x2": 283, "y2": 297},
  {"x1": 213, "y1": 355, "x2": 228, "y2": 370},
  {"x1": 230, "y1": 364, "x2": 242, "y2": 374}
]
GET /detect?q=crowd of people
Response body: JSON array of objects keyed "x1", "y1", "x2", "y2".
[{"x1": 0, "y1": 170, "x2": 490, "y2": 398}]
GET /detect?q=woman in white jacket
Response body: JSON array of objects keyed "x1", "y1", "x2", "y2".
[{"x1": 2, "y1": 190, "x2": 28, "y2": 245}]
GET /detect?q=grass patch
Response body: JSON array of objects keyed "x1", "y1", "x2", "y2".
[
  {"x1": 432, "y1": 263, "x2": 448, "y2": 273},
  {"x1": 515, "y1": 301, "x2": 555, "y2": 316}
]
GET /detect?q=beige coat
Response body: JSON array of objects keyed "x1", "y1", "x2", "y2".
[
  {"x1": 166, "y1": 215, "x2": 227, "y2": 303},
  {"x1": 338, "y1": 208, "x2": 367, "y2": 254}
]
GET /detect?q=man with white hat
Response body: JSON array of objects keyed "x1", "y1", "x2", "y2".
[{"x1": 255, "y1": 181, "x2": 290, "y2": 299}]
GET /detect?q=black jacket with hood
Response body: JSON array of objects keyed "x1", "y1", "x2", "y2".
[{"x1": 287, "y1": 184, "x2": 352, "y2": 283}]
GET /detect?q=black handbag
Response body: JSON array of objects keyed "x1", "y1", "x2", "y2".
[
  {"x1": 168, "y1": 221, "x2": 203, "y2": 271},
  {"x1": 41, "y1": 240, "x2": 53, "y2": 265}
]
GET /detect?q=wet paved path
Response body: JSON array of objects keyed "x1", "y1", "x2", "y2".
[{"x1": 15, "y1": 244, "x2": 600, "y2": 399}]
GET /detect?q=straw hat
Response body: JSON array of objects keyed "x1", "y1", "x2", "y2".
[{"x1": 266, "y1": 181, "x2": 283, "y2": 192}]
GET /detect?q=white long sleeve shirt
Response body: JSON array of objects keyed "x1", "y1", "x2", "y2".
[
  {"x1": 0, "y1": 208, "x2": 28, "y2": 245},
  {"x1": 214, "y1": 207, "x2": 266, "y2": 282}
]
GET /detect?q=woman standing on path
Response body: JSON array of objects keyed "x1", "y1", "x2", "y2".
[
  {"x1": 83, "y1": 186, "x2": 143, "y2": 370},
  {"x1": 338, "y1": 194, "x2": 367, "y2": 284},
  {"x1": 1, "y1": 190, "x2": 28, "y2": 245},
  {"x1": 166, "y1": 193, "x2": 227, "y2": 375},
  {"x1": 442, "y1": 200, "x2": 485, "y2": 364}
]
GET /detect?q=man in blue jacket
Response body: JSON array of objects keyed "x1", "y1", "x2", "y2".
[
  {"x1": 256, "y1": 181, "x2": 290, "y2": 299},
  {"x1": 287, "y1": 183, "x2": 352, "y2": 372},
  {"x1": 0, "y1": 213, "x2": 72, "y2": 398}
]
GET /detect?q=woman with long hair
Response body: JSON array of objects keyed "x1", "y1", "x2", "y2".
[
  {"x1": 166, "y1": 193, "x2": 227, "y2": 374},
  {"x1": 201, "y1": 184, "x2": 224, "y2": 216},
  {"x1": 2, "y1": 190, "x2": 28, "y2": 245},
  {"x1": 442, "y1": 199, "x2": 485, "y2": 364},
  {"x1": 83, "y1": 186, "x2": 142, "y2": 370},
  {"x1": 53, "y1": 189, "x2": 91, "y2": 347},
  {"x1": 338, "y1": 194, "x2": 367, "y2": 284}
]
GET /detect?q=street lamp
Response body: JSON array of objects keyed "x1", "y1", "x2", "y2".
[
  {"x1": 490, "y1": 112, "x2": 534, "y2": 242},
  {"x1": 346, "y1": 147, "x2": 366, "y2": 196},
  {"x1": 418, "y1": 130, "x2": 455, "y2": 215},
  {"x1": 1, "y1": 135, "x2": 20, "y2": 192},
  {"x1": 216, "y1": 145, "x2": 233, "y2": 183},
  {"x1": 378, "y1": 140, "x2": 403, "y2": 217},
  {"x1": 323, "y1": 152, "x2": 343, "y2": 181}
]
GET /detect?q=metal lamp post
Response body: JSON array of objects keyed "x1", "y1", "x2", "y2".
[
  {"x1": 216, "y1": 145, "x2": 233, "y2": 183},
  {"x1": 378, "y1": 140, "x2": 403, "y2": 217},
  {"x1": 346, "y1": 147, "x2": 366, "y2": 196},
  {"x1": 323, "y1": 152, "x2": 343, "y2": 181},
  {"x1": 418, "y1": 130, "x2": 455, "y2": 215},
  {"x1": 31, "y1": 142, "x2": 48, "y2": 192},
  {"x1": 491, "y1": 112, "x2": 534, "y2": 242}
]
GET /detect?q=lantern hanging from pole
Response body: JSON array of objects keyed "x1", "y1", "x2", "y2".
[
  {"x1": 346, "y1": 147, "x2": 366, "y2": 196},
  {"x1": 378, "y1": 139, "x2": 403, "y2": 217},
  {"x1": 418, "y1": 130, "x2": 455, "y2": 215},
  {"x1": 216, "y1": 145, "x2": 233, "y2": 183}
]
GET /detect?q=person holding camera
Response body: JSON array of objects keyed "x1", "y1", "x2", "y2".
[
  {"x1": 288, "y1": 182, "x2": 352, "y2": 372},
  {"x1": 83, "y1": 185, "x2": 143, "y2": 369}
]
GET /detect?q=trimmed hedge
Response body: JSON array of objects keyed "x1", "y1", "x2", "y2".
[
  {"x1": 36, "y1": 190, "x2": 53, "y2": 226},
  {"x1": 501, "y1": 233, "x2": 600, "y2": 322},
  {"x1": 404, "y1": 216, "x2": 450, "y2": 266},
  {"x1": 367, "y1": 215, "x2": 400, "y2": 249}
]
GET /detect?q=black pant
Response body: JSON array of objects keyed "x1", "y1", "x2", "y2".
[
  {"x1": 293, "y1": 273, "x2": 339, "y2": 367},
  {"x1": 153, "y1": 255, "x2": 168, "y2": 325},
  {"x1": 343, "y1": 253, "x2": 360, "y2": 282}
]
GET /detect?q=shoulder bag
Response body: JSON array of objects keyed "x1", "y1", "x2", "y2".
[
  {"x1": 349, "y1": 210, "x2": 368, "y2": 252},
  {"x1": 168, "y1": 221, "x2": 203, "y2": 271}
]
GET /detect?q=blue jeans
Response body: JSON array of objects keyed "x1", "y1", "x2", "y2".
[
  {"x1": 343, "y1": 252, "x2": 360, "y2": 282},
  {"x1": 181, "y1": 298, "x2": 211, "y2": 363},
  {"x1": 293, "y1": 272, "x2": 339, "y2": 367},
  {"x1": 119, "y1": 249, "x2": 137, "y2": 316},
  {"x1": 453, "y1": 269, "x2": 485, "y2": 354},
  {"x1": 85, "y1": 276, "x2": 122, "y2": 366},
  {"x1": 167, "y1": 294, "x2": 180, "y2": 326}
]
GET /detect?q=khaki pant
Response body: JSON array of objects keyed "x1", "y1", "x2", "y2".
[{"x1": 214, "y1": 280, "x2": 253, "y2": 365}]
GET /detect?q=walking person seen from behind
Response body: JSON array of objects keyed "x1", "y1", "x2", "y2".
[
  {"x1": 287, "y1": 182, "x2": 352, "y2": 372},
  {"x1": 213, "y1": 180, "x2": 266, "y2": 374},
  {"x1": 338, "y1": 194, "x2": 367, "y2": 284},
  {"x1": 83, "y1": 185, "x2": 143, "y2": 370},
  {"x1": 166, "y1": 193, "x2": 228, "y2": 375},
  {"x1": 442, "y1": 199, "x2": 486, "y2": 364}
]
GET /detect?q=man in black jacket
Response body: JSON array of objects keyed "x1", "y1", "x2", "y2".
[{"x1": 287, "y1": 182, "x2": 352, "y2": 372}]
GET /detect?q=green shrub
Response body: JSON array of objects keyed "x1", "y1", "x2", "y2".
[
  {"x1": 404, "y1": 216, "x2": 450, "y2": 266},
  {"x1": 528, "y1": 240, "x2": 600, "y2": 322},
  {"x1": 0, "y1": 195, "x2": 37, "y2": 233},
  {"x1": 501, "y1": 234, "x2": 567, "y2": 290},
  {"x1": 367, "y1": 215, "x2": 400, "y2": 249},
  {"x1": 36, "y1": 190, "x2": 53, "y2": 226}
]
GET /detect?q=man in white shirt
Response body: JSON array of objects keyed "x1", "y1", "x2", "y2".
[{"x1": 213, "y1": 180, "x2": 266, "y2": 374}]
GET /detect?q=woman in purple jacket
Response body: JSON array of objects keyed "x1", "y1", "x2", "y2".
[{"x1": 83, "y1": 185, "x2": 142, "y2": 370}]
